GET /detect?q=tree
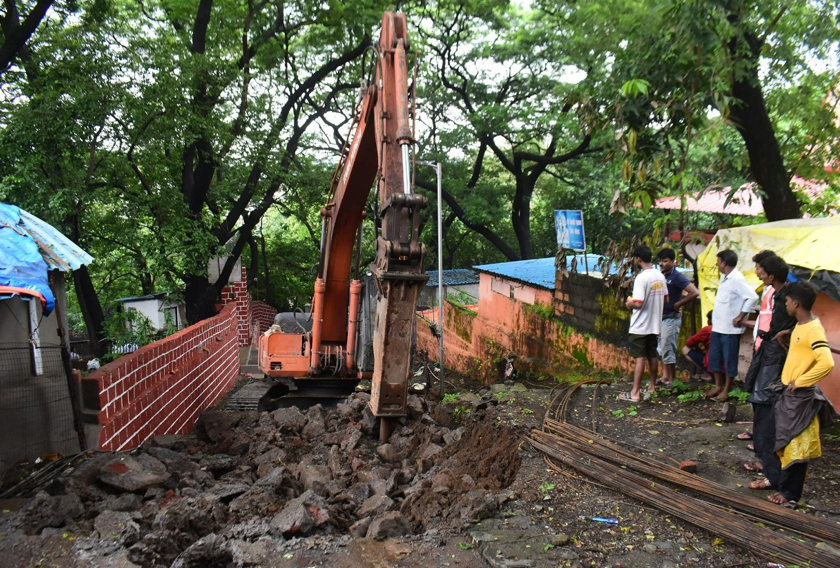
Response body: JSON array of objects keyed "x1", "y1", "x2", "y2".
[
  {"x1": 413, "y1": 0, "x2": 605, "y2": 261},
  {"x1": 0, "y1": 0, "x2": 54, "y2": 78},
  {"x1": 544, "y1": 0, "x2": 840, "y2": 221}
]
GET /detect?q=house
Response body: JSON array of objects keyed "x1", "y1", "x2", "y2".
[
  {"x1": 114, "y1": 292, "x2": 186, "y2": 332},
  {"x1": 0, "y1": 203, "x2": 93, "y2": 470}
]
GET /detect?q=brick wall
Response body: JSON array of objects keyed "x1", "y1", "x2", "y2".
[
  {"x1": 219, "y1": 266, "x2": 252, "y2": 346},
  {"x1": 251, "y1": 300, "x2": 278, "y2": 346},
  {"x1": 82, "y1": 303, "x2": 240, "y2": 451}
]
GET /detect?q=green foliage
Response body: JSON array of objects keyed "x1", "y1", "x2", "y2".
[
  {"x1": 457, "y1": 542, "x2": 474, "y2": 550},
  {"x1": 442, "y1": 392, "x2": 460, "y2": 404},
  {"x1": 525, "y1": 301, "x2": 555, "y2": 320},
  {"x1": 728, "y1": 388, "x2": 750, "y2": 404},
  {"x1": 677, "y1": 390, "x2": 704, "y2": 403},
  {"x1": 538, "y1": 482, "x2": 556, "y2": 495},
  {"x1": 102, "y1": 308, "x2": 159, "y2": 358}
]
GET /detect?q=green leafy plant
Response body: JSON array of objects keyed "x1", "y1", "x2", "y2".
[
  {"x1": 728, "y1": 388, "x2": 750, "y2": 404},
  {"x1": 442, "y1": 392, "x2": 460, "y2": 404},
  {"x1": 677, "y1": 390, "x2": 703, "y2": 403},
  {"x1": 522, "y1": 408, "x2": 535, "y2": 415},
  {"x1": 525, "y1": 301, "x2": 555, "y2": 320},
  {"x1": 457, "y1": 541, "x2": 474, "y2": 550},
  {"x1": 669, "y1": 379, "x2": 691, "y2": 394},
  {"x1": 454, "y1": 405, "x2": 471, "y2": 420},
  {"x1": 539, "y1": 482, "x2": 556, "y2": 495},
  {"x1": 494, "y1": 391, "x2": 508, "y2": 402}
]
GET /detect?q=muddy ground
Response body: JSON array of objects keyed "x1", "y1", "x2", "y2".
[{"x1": 1, "y1": 367, "x2": 839, "y2": 568}]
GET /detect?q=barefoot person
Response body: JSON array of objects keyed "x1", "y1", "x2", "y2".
[
  {"x1": 743, "y1": 256, "x2": 796, "y2": 488},
  {"x1": 707, "y1": 250, "x2": 758, "y2": 401},
  {"x1": 766, "y1": 281, "x2": 837, "y2": 505},
  {"x1": 622, "y1": 245, "x2": 668, "y2": 402},
  {"x1": 657, "y1": 248, "x2": 699, "y2": 386}
]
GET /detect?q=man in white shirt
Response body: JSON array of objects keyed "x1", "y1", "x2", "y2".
[
  {"x1": 622, "y1": 245, "x2": 668, "y2": 402},
  {"x1": 707, "y1": 249, "x2": 759, "y2": 401}
]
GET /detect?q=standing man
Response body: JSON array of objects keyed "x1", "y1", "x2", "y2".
[
  {"x1": 767, "y1": 281, "x2": 836, "y2": 505},
  {"x1": 622, "y1": 245, "x2": 668, "y2": 402},
  {"x1": 657, "y1": 248, "x2": 699, "y2": 386},
  {"x1": 707, "y1": 250, "x2": 758, "y2": 401},
  {"x1": 744, "y1": 255, "x2": 796, "y2": 488}
]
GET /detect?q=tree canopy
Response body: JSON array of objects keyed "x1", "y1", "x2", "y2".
[{"x1": 0, "y1": 0, "x2": 837, "y2": 345}]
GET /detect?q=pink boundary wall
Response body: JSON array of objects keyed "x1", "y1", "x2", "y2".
[{"x1": 83, "y1": 303, "x2": 241, "y2": 451}]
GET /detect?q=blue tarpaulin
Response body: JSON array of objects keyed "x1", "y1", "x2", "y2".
[{"x1": 0, "y1": 204, "x2": 93, "y2": 316}]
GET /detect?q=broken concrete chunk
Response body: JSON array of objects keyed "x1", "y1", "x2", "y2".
[
  {"x1": 299, "y1": 465, "x2": 332, "y2": 496},
  {"x1": 366, "y1": 511, "x2": 409, "y2": 540},
  {"x1": 22, "y1": 492, "x2": 84, "y2": 535},
  {"x1": 99, "y1": 454, "x2": 169, "y2": 492},
  {"x1": 270, "y1": 489, "x2": 330, "y2": 538},
  {"x1": 360, "y1": 406, "x2": 377, "y2": 435},
  {"x1": 358, "y1": 493, "x2": 395, "y2": 517},
  {"x1": 271, "y1": 406, "x2": 307, "y2": 433},
  {"x1": 94, "y1": 510, "x2": 140, "y2": 545},
  {"x1": 376, "y1": 443, "x2": 401, "y2": 463},
  {"x1": 196, "y1": 410, "x2": 242, "y2": 443},
  {"x1": 349, "y1": 516, "x2": 372, "y2": 538}
]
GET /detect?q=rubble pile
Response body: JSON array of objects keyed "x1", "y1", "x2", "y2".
[{"x1": 5, "y1": 392, "x2": 520, "y2": 567}]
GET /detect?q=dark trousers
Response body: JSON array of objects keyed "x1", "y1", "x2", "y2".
[
  {"x1": 753, "y1": 403, "x2": 782, "y2": 487},
  {"x1": 779, "y1": 461, "x2": 808, "y2": 501}
]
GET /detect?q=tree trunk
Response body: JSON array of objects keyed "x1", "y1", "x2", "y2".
[
  {"x1": 73, "y1": 265, "x2": 108, "y2": 357},
  {"x1": 727, "y1": 23, "x2": 801, "y2": 220}
]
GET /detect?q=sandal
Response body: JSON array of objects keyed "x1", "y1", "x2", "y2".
[
  {"x1": 767, "y1": 493, "x2": 789, "y2": 505},
  {"x1": 618, "y1": 391, "x2": 641, "y2": 403},
  {"x1": 743, "y1": 462, "x2": 764, "y2": 472},
  {"x1": 736, "y1": 432, "x2": 753, "y2": 441},
  {"x1": 748, "y1": 478, "x2": 772, "y2": 490}
]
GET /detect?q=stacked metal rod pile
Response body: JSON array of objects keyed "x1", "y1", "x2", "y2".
[{"x1": 529, "y1": 386, "x2": 840, "y2": 566}]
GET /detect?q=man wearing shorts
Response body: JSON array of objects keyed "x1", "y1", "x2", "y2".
[
  {"x1": 707, "y1": 250, "x2": 758, "y2": 401},
  {"x1": 623, "y1": 245, "x2": 668, "y2": 402},
  {"x1": 657, "y1": 248, "x2": 699, "y2": 386}
]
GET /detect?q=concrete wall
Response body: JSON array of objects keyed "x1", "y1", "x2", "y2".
[
  {"x1": 81, "y1": 303, "x2": 241, "y2": 451},
  {"x1": 416, "y1": 272, "x2": 636, "y2": 383}
]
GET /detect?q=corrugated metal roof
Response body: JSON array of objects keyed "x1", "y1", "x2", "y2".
[
  {"x1": 474, "y1": 257, "x2": 557, "y2": 290},
  {"x1": 0, "y1": 204, "x2": 94, "y2": 271},
  {"x1": 655, "y1": 188, "x2": 763, "y2": 216},
  {"x1": 115, "y1": 292, "x2": 168, "y2": 303},
  {"x1": 425, "y1": 268, "x2": 479, "y2": 287}
]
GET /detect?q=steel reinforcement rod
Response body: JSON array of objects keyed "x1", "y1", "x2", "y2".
[
  {"x1": 540, "y1": 419, "x2": 840, "y2": 546},
  {"x1": 528, "y1": 433, "x2": 840, "y2": 567}
]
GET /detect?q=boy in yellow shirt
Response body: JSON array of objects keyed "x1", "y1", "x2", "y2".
[{"x1": 768, "y1": 281, "x2": 837, "y2": 505}]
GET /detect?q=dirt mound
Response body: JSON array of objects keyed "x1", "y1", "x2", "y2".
[{"x1": 400, "y1": 422, "x2": 520, "y2": 531}]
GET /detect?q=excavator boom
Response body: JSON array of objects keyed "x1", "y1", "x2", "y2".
[{"x1": 258, "y1": 12, "x2": 427, "y2": 424}]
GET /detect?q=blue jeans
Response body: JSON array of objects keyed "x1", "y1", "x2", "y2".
[
  {"x1": 658, "y1": 315, "x2": 682, "y2": 364},
  {"x1": 708, "y1": 332, "x2": 741, "y2": 378}
]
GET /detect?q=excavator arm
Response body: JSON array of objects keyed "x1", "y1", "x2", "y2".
[{"x1": 258, "y1": 12, "x2": 427, "y2": 427}]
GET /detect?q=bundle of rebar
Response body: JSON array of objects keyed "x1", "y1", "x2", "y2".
[
  {"x1": 528, "y1": 384, "x2": 840, "y2": 566},
  {"x1": 529, "y1": 431, "x2": 840, "y2": 566}
]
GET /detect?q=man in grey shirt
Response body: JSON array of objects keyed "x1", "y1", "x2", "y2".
[{"x1": 706, "y1": 249, "x2": 759, "y2": 401}]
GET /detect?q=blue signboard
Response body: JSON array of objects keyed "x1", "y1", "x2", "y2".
[{"x1": 554, "y1": 210, "x2": 586, "y2": 251}]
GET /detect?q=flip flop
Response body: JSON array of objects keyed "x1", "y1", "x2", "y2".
[
  {"x1": 747, "y1": 444, "x2": 755, "y2": 452},
  {"x1": 618, "y1": 391, "x2": 641, "y2": 403},
  {"x1": 654, "y1": 377, "x2": 673, "y2": 387},
  {"x1": 736, "y1": 432, "x2": 753, "y2": 441},
  {"x1": 748, "y1": 478, "x2": 772, "y2": 490}
]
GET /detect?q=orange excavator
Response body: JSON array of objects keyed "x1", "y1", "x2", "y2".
[{"x1": 258, "y1": 11, "x2": 427, "y2": 439}]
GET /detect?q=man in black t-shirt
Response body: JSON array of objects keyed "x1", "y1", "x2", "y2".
[{"x1": 657, "y1": 249, "x2": 699, "y2": 386}]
